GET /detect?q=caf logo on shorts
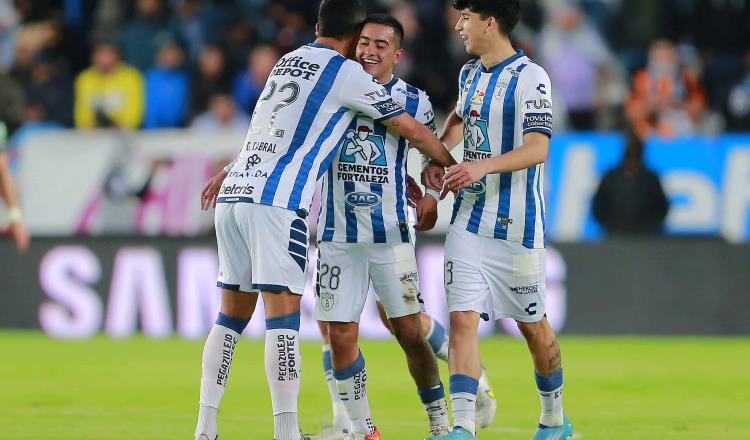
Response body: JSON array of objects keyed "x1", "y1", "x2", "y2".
[
  {"x1": 339, "y1": 126, "x2": 387, "y2": 166},
  {"x1": 320, "y1": 291, "x2": 335, "y2": 311}
]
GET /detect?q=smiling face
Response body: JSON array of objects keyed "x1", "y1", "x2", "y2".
[
  {"x1": 356, "y1": 23, "x2": 403, "y2": 83},
  {"x1": 455, "y1": 8, "x2": 493, "y2": 56}
]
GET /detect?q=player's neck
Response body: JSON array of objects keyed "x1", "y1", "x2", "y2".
[
  {"x1": 375, "y1": 72, "x2": 395, "y2": 85},
  {"x1": 479, "y1": 37, "x2": 517, "y2": 70},
  {"x1": 315, "y1": 37, "x2": 351, "y2": 56}
]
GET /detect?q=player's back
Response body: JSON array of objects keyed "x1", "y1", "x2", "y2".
[{"x1": 218, "y1": 43, "x2": 404, "y2": 214}]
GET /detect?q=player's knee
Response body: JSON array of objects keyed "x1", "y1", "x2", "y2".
[
  {"x1": 517, "y1": 320, "x2": 544, "y2": 341},
  {"x1": 328, "y1": 323, "x2": 358, "y2": 350},
  {"x1": 391, "y1": 322, "x2": 423, "y2": 350},
  {"x1": 449, "y1": 311, "x2": 478, "y2": 337}
]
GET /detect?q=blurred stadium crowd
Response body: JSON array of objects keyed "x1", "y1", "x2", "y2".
[{"x1": 0, "y1": 0, "x2": 749, "y2": 151}]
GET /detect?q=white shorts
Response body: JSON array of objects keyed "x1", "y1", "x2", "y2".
[
  {"x1": 444, "y1": 226, "x2": 546, "y2": 323},
  {"x1": 313, "y1": 241, "x2": 423, "y2": 323},
  {"x1": 215, "y1": 202, "x2": 308, "y2": 294}
]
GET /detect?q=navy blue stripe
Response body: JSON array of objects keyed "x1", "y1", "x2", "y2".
[
  {"x1": 265, "y1": 311, "x2": 301, "y2": 331},
  {"x1": 494, "y1": 64, "x2": 526, "y2": 239},
  {"x1": 535, "y1": 369, "x2": 563, "y2": 392},
  {"x1": 291, "y1": 219, "x2": 307, "y2": 234},
  {"x1": 261, "y1": 55, "x2": 346, "y2": 205},
  {"x1": 287, "y1": 106, "x2": 348, "y2": 210},
  {"x1": 321, "y1": 168, "x2": 336, "y2": 241},
  {"x1": 291, "y1": 254, "x2": 306, "y2": 271},
  {"x1": 215, "y1": 312, "x2": 250, "y2": 334},
  {"x1": 217, "y1": 197, "x2": 253, "y2": 204},
  {"x1": 459, "y1": 60, "x2": 477, "y2": 92},
  {"x1": 383, "y1": 76, "x2": 398, "y2": 93},
  {"x1": 216, "y1": 281, "x2": 241, "y2": 291},
  {"x1": 537, "y1": 165, "x2": 547, "y2": 247},
  {"x1": 450, "y1": 192, "x2": 463, "y2": 225},
  {"x1": 390, "y1": 85, "x2": 420, "y2": 243},
  {"x1": 524, "y1": 127, "x2": 553, "y2": 138},
  {"x1": 290, "y1": 229, "x2": 306, "y2": 244},
  {"x1": 288, "y1": 241, "x2": 307, "y2": 256},
  {"x1": 522, "y1": 165, "x2": 538, "y2": 248},
  {"x1": 418, "y1": 383, "x2": 445, "y2": 404},
  {"x1": 466, "y1": 67, "x2": 503, "y2": 234},
  {"x1": 344, "y1": 181, "x2": 357, "y2": 243},
  {"x1": 373, "y1": 107, "x2": 405, "y2": 122},
  {"x1": 461, "y1": 67, "x2": 482, "y2": 118},
  {"x1": 317, "y1": 117, "x2": 356, "y2": 181},
  {"x1": 449, "y1": 374, "x2": 479, "y2": 395},
  {"x1": 370, "y1": 183, "x2": 386, "y2": 243},
  {"x1": 251, "y1": 283, "x2": 290, "y2": 292},
  {"x1": 333, "y1": 351, "x2": 365, "y2": 380}
]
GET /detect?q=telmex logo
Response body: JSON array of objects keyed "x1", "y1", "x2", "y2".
[{"x1": 345, "y1": 192, "x2": 382, "y2": 207}]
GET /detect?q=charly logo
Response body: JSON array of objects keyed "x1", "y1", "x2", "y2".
[
  {"x1": 339, "y1": 126, "x2": 387, "y2": 166},
  {"x1": 464, "y1": 110, "x2": 490, "y2": 152}
]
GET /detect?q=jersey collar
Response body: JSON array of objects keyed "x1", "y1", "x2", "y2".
[
  {"x1": 481, "y1": 50, "x2": 524, "y2": 74},
  {"x1": 382, "y1": 75, "x2": 399, "y2": 92},
  {"x1": 307, "y1": 41, "x2": 335, "y2": 50}
]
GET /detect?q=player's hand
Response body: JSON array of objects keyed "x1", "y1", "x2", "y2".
[
  {"x1": 422, "y1": 160, "x2": 445, "y2": 191},
  {"x1": 445, "y1": 161, "x2": 488, "y2": 191},
  {"x1": 9, "y1": 222, "x2": 30, "y2": 253},
  {"x1": 406, "y1": 175, "x2": 423, "y2": 208},
  {"x1": 414, "y1": 194, "x2": 438, "y2": 231},
  {"x1": 200, "y1": 170, "x2": 227, "y2": 211}
]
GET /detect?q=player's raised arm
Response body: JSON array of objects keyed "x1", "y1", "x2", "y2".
[{"x1": 381, "y1": 113, "x2": 456, "y2": 168}]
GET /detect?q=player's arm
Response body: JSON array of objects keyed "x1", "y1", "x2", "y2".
[
  {"x1": 381, "y1": 113, "x2": 455, "y2": 168},
  {"x1": 440, "y1": 109, "x2": 465, "y2": 151},
  {"x1": 0, "y1": 150, "x2": 30, "y2": 252}
]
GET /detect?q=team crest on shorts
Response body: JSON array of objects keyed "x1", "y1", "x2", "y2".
[{"x1": 320, "y1": 291, "x2": 335, "y2": 311}]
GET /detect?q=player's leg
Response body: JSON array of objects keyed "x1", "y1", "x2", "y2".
[
  {"x1": 196, "y1": 203, "x2": 257, "y2": 440},
  {"x1": 483, "y1": 241, "x2": 572, "y2": 439},
  {"x1": 263, "y1": 289, "x2": 305, "y2": 440},
  {"x1": 318, "y1": 318, "x2": 349, "y2": 437},
  {"x1": 441, "y1": 228, "x2": 492, "y2": 439},
  {"x1": 314, "y1": 242, "x2": 378, "y2": 439},
  {"x1": 370, "y1": 243, "x2": 450, "y2": 436}
]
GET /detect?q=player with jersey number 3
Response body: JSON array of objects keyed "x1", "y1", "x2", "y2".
[
  {"x1": 195, "y1": 1, "x2": 455, "y2": 439},
  {"x1": 423, "y1": 1, "x2": 574, "y2": 440}
]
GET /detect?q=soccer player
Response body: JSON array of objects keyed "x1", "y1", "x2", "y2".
[
  {"x1": 313, "y1": 14, "x2": 452, "y2": 440},
  {"x1": 423, "y1": 1, "x2": 573, "y2": 439},
  {"x1": 195, "y1": 1, "x2": 456, "y2": 439}
]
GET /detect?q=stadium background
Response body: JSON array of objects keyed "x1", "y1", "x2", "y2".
[{"x1": 1, "y1": 0, "x2": 749, "y2": 438}]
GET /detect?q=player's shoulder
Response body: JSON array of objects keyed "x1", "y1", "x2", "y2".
[
  {"x1": 395, "y1": 78, "x2": 430, "y2": 102},
  {"x1": 515, "y1": 57, "x2": 550, "y2": 84}
]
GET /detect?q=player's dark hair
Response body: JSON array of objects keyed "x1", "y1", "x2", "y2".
[
  {"x1": 363, "y1": 13, "x2": 405, "y2": 48},
  {"x1": 318, "y1": 0, "x2": 367, "y2": 39},
  {"x1": 453, "y1": 0, "x2": 521, "y2": 35}
]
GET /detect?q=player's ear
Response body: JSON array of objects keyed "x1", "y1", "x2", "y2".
[
  {"x1": 485, "y1": 16, "x2": 496, "y2": 34},
  {"x1": 393, "y1": 48, "x2": 405, "y2": 65},
  {"x1": 315, "y1": 23, "x2": 320, "y2": 37}
]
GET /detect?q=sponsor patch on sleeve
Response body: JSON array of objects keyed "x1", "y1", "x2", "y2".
[
  {"x1": 523, "y1": 112, "x2": 553, "y2": 134},
  {"x1": 372, "y1": 98, "x2": 404, "y2": 117}
]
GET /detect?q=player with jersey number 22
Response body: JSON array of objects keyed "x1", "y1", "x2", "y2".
[
  {"x1": 423, "y1": 1, "x2": 574, "y2": 440},
  {"x1": 196, "y1": 1, "x2": 455, "y2": 439}
]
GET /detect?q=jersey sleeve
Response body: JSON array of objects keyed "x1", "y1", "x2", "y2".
[
  {"x1": 338, "y1": 63, "x2": 405, "y2": 121},
  {"x1": 517, "y1": 65, "x2": 553, "y2": 138},
  {"x1": 455, "y1": 60, "x2": 477, "y2": 118},
  {"x1": 415, "y1": 90, "x2": 436, "y2": 133}
]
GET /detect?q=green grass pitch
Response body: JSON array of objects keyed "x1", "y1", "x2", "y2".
[{"x1": 2, "y1": 332, "x2": 748, "y2": 439}]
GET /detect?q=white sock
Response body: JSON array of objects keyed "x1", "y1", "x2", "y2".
[
  {"x1": 195, "y1": 314, "x2": 248, "y2": 438},
  {"x1": 335, "y1": 351, "x2": 374, "y2": 435},
  {"x1": 450, "y1": 374, "x2": 478, "y2": 435},
  {"x1": 265, "y1": 312, "x2": 302, "y2": 440},
  {"x1": 418, "y1": 383, "x2": 450, "y2": 429},
  {"x1": 536, "y1": 369, "x2": 564, "y2": 427},
  {"x1": 323, "y1": 345, "x2": 348, "y2": 428}
]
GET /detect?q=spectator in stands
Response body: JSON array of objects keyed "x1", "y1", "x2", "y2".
[
  {"x1": 119, "y1": 0, "x2": 178, "y2": 71},
  {"x1": 191, "y1": 92, "x2": 249, "y2": 132},
  {"x1": 25, "y1": 52, "x2": 73, "y2": 127},
  {"x1": 232, "y1": 44, "x2": 279, "y2": 114},
  {"x1": 626, "y1": 39, "x2": 706, "y2": 138},
  {"x1": 538, "y1": 1, "x2": 622, "y2": 130},
  {"x1": 0, "y1": 0, "x2": 20, "y2": 72},
  {"x1": 143, "y1": 39, "x2": 189, "y2": 129},
  {"x1": 592, "y1": 130, "x2": 669, "y2": 237},
  {"x1": 74, "y1": 41, "x2": 144, "y2": 129},
  {"x1": 726, "y1": 52, "x2": 750, "y2": 132},
  {"x1": 0, "y1": 121, "x2": 29, "y2": 252},
  {"x1": 190, "y1": 44, "x2": 229, "y2": 118}
]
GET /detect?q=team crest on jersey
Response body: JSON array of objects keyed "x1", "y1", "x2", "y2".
[
  {"x1": 338, "y1": 126, "x2": 387, "y2": 166},
  {"x1": 495, "y1": 79, "x2": 509, "y2": 99},
  {"x1": 464, "y1": 110, "x2": 491, "y2": 153}
]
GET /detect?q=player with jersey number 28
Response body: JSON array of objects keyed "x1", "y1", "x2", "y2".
[
  {"x1": 423, "y1": 1, "x2": 573, "y2": 440},
  {"x1": 196, "y1": 1, "x2": 456, "y2": 439},
  {"x1": 313, "y1": 13, "x2": 497, "y2": 440}
]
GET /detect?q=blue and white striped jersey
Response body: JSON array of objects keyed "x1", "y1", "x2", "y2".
[
  {"x1": 451, "y1": 51, "x2": 552, "y2": 249},
  {"x1": 218, "y1": 43, "x2": 404, "y2": 213},
  {"x1": 317, "y1": 76, "x2": 434, "y2": 244}
]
